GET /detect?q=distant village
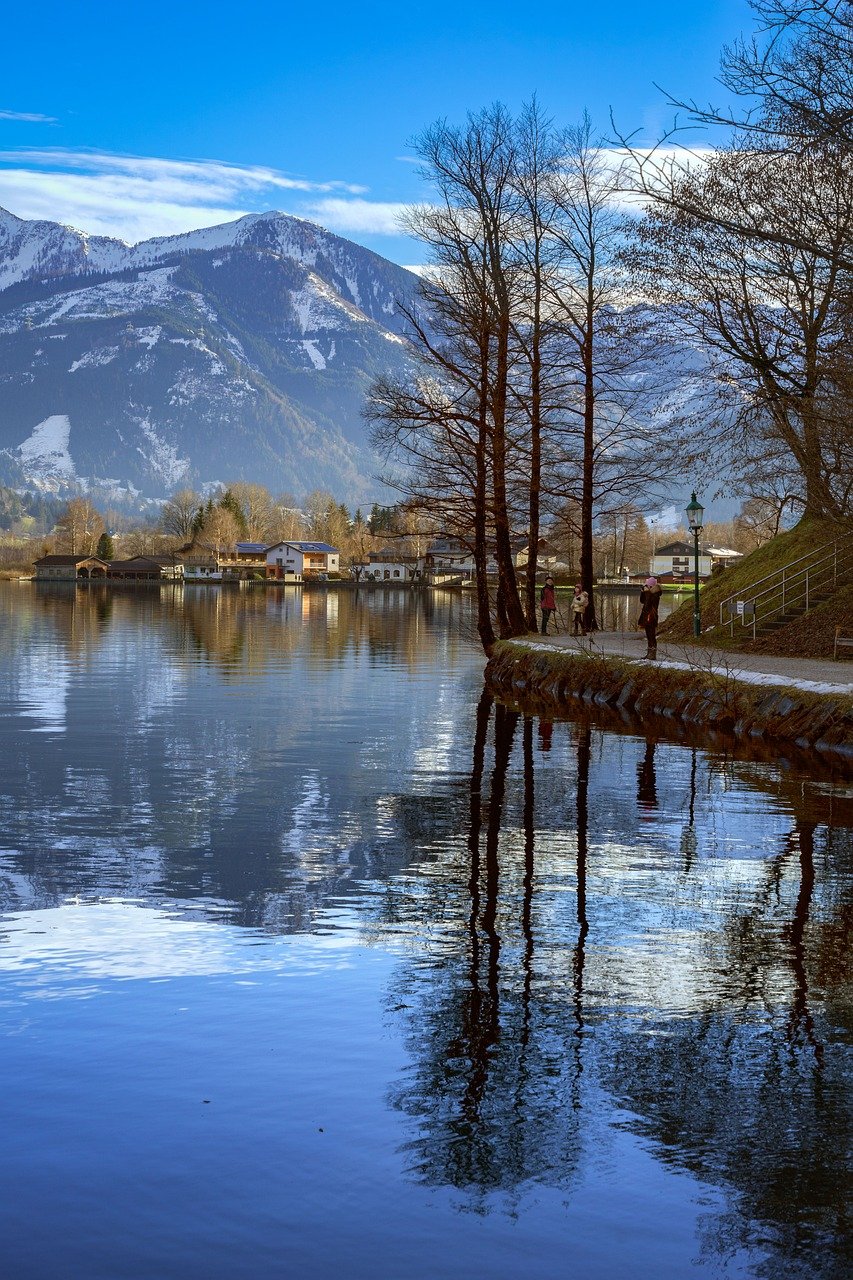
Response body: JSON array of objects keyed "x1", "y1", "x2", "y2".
[
  {"x1": 1, "y1": 482, "x2": 754, "y2": 589},
  {"x1": 29, "y1": 534, "x2": 745, "y2": 590}
]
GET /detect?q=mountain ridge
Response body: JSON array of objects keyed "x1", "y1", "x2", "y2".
[{"x1": 0, "y1": 206, "x2": 420, "y2": 502}]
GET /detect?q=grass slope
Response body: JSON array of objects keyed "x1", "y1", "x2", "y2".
[{"x1": 661, "y1": 516, "x2": 853, "y2": 659}]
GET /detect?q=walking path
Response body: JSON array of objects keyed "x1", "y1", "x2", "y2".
[{"x1": 518, "y1": 630, "x2": 853, "y2": 696}]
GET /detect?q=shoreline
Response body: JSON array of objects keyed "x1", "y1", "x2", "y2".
[{"x1": 484, "y1": 638, "x2": 853, "y2": 761}]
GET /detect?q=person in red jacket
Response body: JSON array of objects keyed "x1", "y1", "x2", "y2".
[{"x1": 540, "y1": 577, "x2": 557, "y2": 634}]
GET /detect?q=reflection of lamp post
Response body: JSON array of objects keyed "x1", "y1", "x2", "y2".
[{"x1": 685, "y1": 491, "x2": 705, "y2": 638}]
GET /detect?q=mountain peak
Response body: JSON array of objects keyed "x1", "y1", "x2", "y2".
[{"x1": 0, "y1": 202, "x2": 420, "y2": 502}]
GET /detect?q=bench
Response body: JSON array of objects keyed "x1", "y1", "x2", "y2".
[{"x1": 833, "y1": 626, "x2": 853, "y2": 660}]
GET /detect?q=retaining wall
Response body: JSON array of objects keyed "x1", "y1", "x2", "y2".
[{"x1": 484, "y1": 641, "x2": 853, "y2": 759}]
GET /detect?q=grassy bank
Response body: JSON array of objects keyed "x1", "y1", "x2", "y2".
[{"x1": 661, "y1": 517, "x2": 853, "y2": 658}]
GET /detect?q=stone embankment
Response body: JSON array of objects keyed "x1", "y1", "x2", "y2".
[{"x1": 485, "y1": 639, "x2": 853, "y2": 759}]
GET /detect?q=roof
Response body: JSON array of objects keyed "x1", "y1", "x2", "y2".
[
  {"x1": 705, "y1": 546, "x2": 743, "y2": 558},
  {"x1": 235, "y1": 542, "x2": 268, "y2": 554},
  {"x1": 110, "y1": 556, "x2": 180, "y2": 568},
  {"x1": 655, "y1": 541, "x2": 695, "y2": 556},
  {"x1": 275, "y1": 541, "x2": 339, "y2": 554},
  {"x1": 34, "y1": 554, "x2": 108, "y2": 566}
]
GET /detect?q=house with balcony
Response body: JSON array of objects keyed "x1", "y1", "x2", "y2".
[
  {"x1": 423, "y1": 538, "x2": 475, "y2": 576},
  {"x1": 182, "y1": 542, "x2": 268, "y2": 582},
  {"x1": 362, "y1": 550, "x2": 421, "y2": 582},
  {"x1": 265, "y1": 541, "x2": 339, "y2": 579}
]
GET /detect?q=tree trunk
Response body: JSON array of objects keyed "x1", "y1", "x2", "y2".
[{"x1": 580, "y1": 317, "x2": 598, "y2": 632}]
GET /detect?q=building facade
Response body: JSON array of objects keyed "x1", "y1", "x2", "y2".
[{"x1": 265, "y1": 542, "x2": 339, "y2": 579}]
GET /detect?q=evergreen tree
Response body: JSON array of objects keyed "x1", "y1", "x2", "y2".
[
  {"x1": 96, "y1": 531, "x2": 115, "y2": 560},
  {"x1": 218, "y1": 489, "x2": 249, "y2": 539}
]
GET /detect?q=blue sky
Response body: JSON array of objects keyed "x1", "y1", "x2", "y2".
[{"x1": 2, "y1": 0, "x2": 753, "y2": 263}]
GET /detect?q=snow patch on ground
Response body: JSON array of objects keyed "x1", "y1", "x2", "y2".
[
  {"x1": 69, "y1": 347, "x2": 119, "y2": 373},
  {"x1": 41, "y1": 268, "x2": 178, "y2": 326},
  {"x1": 135, "y1": 326, "x2": 161, "y2": 349},
  {"x1": 302, "y1": 340, "x2": 326, "y2": 370},
  {"x1": 168, "y1": 337, "x2": 226, "y2": 374},
  {"x1": 344, "y1": 275, "x2": 362, "y2": 307},
  {"x1": 136, "y1": 419, "x2": 191, "y2": 487},
  {"x1": 291, "y1": 272, "x2": 369, "y2": 333},
  {"x1": 16, "y1": 414, "x2": 75, "y2": 479}
]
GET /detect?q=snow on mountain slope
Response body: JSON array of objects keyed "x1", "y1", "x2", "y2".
[
  {"x1": 0, "y1": 207, "x2": 422, "y2": 500},
  {"x1": 16, "y1": 414, "x2": 75, "y2": 482}
]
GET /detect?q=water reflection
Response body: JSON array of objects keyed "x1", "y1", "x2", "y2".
[
  {"x1": 0, "y1": 584, "x2": 850, "y2": 1278},
  {"x1": 384, "y1": 696, "x2": 851, "y2": 1276}
]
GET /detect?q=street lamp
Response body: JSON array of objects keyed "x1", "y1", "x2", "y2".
[{"x1": 685, "y1": 491, "x2": 705, "y2": 638}]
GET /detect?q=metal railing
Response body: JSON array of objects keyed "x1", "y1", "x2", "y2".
[{"x1": 717, "y1": 533, "x2": 853, "y2": 640}]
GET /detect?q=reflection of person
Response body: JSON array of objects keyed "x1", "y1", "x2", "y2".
[
  {"x1": 639, "y1": 576, "x2": 662, "y2": 659},
  {"x1": 538, "y1": 719, "x2": 553, "y2": 752},
  {"x1": 637, "y1": 739, "x2": 658, "y2": 811},
  {"x1": 540, "y1": 577, "x2": 556, "y2": 634},
  {"x1": 571, "y1": 584, "x2": 589, "y2": 636}
]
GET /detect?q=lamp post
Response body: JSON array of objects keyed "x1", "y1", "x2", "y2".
[{"x1": 685, "y1": 491, "x2": 705, "y2": 638}]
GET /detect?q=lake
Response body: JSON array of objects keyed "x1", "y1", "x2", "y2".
[{"x1": 0, "y1": 583, "x2": 849, "y2": 1280}]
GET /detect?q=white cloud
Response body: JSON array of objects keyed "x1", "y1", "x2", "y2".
[
  {"x1": 0, "y1": 110, "x2": 56, "y2": 124},
  {"x1": 0, "y1": 148, "x2": 378, "y2": 244},
  {"x1": 0, "y1": 168, "x2": 254, "y2": 242},
  {"x1": 0, "y1": 149, "x2": 367, "y2": 197},
  {"x1": 302, "y1": 197, "x2": 411, "y2": 236}
]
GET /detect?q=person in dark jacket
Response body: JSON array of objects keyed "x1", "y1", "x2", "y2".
[
  {"x1": 540, "y1": 577, "x2": 557, "y2": 634},
  {"x1": 639, "y1": 576, "x2": 662, "y2": 659}
]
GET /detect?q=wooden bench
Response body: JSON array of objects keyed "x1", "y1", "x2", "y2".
[{"x1": 833, "y1": 626, "x2": 853, "y2": 660}]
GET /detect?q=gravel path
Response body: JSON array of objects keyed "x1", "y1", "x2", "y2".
[{"x1": 523, "y1": 629, "x2": 853, "y2": 695}]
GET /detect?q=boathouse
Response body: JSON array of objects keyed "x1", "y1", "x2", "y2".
[{"x1": 34, "y1": 554, "x2": 110, "y2": 581}]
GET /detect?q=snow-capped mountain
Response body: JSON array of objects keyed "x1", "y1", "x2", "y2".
[{"x1": 0, "y1": 207, "x2": 420, "y2": 500}]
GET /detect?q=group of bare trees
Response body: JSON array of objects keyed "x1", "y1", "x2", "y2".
[
  {"x1": 369, "y1": 106, "x2": 659, "y2": 648},
  {"x1": 370, "y1": 1, "x2": 853, "y2": 651},
  {"x1": 159, "y1": 483, "x2": 384, "y2": 567}
]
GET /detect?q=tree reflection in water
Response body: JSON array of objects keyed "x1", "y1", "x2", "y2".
[
  {"x1": 389, "y1": 699, "x2": 591, "y2": 1209},
  {"x1": 387, "y1": 694, "x2": 852, "y2": 1275}
]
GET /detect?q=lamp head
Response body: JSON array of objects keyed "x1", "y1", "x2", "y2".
[{"x1": 685, "y1": 491, "x2": 704, "y2": 532}]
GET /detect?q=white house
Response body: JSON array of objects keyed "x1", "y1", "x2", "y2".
[
  {"x1": 423, "y1": 538, "x2": 476, "y2": 576},
  {"x1": 652, "y1": 540, "x2": 713, "y2": 580},
  {"x1": 360, "y1": 550, "x2": 421, "y2": 582},
  {"x1": 265, "y1": 541, "x2": 339, "y2": 579}
]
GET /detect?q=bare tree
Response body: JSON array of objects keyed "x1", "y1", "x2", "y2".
[
  {"x1": 370, "y1": 107, "x2": 531, "y2": 649},
  {"x1": 630, "y1": 143, "x2": 853, "y2": 519},
  {"x1": 55, "y1": 498, "x2": 105, "y2": 556},
  {"x1": 273, "y1": 494, "x2": 306, "y2": 542},
  {"x1": 541, "y1": 117, "x2": 661, "y2": 630},
  {"x1": 161, "y1": 488, "x2": 200, "y2": 544},
  {"x1": 197, "y1": 506, "x2": 239, "y2": 556},
  {"x1": 617, "y1": 2, "x2": 853, "y2": 270},
  {"x1": 227, "y1": 483, "x2": 277, "y2": 543},
  {"x1": 681, "y1": 1, "x2": 853, "y2": 154}
]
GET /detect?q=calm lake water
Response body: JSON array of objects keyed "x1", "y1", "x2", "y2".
[{"x1": 0, "y1": 583, "x2": 849, "y2": 1280}]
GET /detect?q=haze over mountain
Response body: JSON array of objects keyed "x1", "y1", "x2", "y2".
[{"x1": 0, "y1": 206, "x2": 421, "y2": 503}]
